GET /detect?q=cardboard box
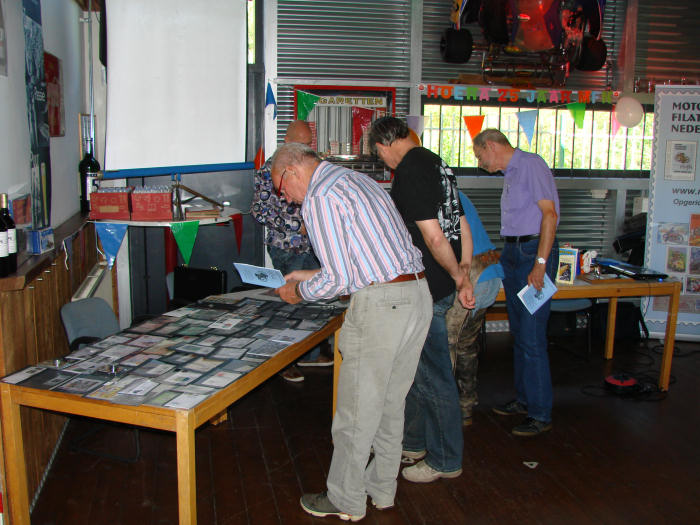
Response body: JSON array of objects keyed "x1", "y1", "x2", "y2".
[
  {"x1": 131, "y1": 191, "x2": 173, "y2": 221},
  {"x1": 26, "y1": 228, "x2": 55, "y2": 254},
  {"x1": 89, "y1": 189, "x2": 132, "y2": 220}
]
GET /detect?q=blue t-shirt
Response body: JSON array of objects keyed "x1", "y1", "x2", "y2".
[{"x1": 459, "y1": 192, "x2": 505, "y2": 284}]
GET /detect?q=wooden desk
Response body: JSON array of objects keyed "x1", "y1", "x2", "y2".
[
  {"x1": 0, "y1": 293, "x2": 343, "y2": 525},
  {"x1": 493, "y1": 277, "x2": 682, "y2": 391}
]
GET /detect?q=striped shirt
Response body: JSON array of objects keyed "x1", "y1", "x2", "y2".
[{"x1": 297, "y1": 161, "x2": 424, "y2": 300}]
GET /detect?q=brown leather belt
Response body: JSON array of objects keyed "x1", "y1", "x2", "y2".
[{"x1": 373, "y1": 271, "x2": 425, "y2": 285}]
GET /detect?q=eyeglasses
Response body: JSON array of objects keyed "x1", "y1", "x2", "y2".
[{"x1": 275, "y1": 168, "x2": 287, "y2": 198}]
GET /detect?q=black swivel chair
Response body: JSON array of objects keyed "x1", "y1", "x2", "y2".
[{"x1": 549, "y1": 298, "x2": 595, "y2": 359}]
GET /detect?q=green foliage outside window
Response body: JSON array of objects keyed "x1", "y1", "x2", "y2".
[{"x1": 423, "y1": 103, "x2": 654, "y2": 175}]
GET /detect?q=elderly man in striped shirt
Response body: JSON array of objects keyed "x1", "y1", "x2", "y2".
[{"x1": 271, "y1": 142, "x2": 433, "y2": 522}]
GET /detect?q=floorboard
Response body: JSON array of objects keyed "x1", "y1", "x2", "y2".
[{"x1": 29, "y1": 332, "x2": 700, "y2": 524}]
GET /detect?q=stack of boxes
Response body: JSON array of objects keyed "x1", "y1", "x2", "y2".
[{"x1": 89, "y1": 186, "x2": 173, "y2": 221}]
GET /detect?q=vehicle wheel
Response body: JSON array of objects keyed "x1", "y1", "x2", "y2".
[
  {"x1": 576, "y1": 36, "x2": 607, "y2": 71},
  {"x1": 441, "y1": 28, "x2": 473, "y2": 64}
]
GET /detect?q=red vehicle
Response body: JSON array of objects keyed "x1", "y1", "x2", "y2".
[{"x1": 441, "y1": 0, "x2": 608, "y2": 86}]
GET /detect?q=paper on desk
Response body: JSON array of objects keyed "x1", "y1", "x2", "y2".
[
  {"x1": 233, "y1": 262, "x2": 286, "y2": 288},
  {"x1": 517, "y1": 274, "x2": 557, "y2": 315}
]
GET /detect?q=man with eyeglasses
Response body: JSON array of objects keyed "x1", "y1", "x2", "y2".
[
  {"x1": 270, "y1": 142, "x2": 432, "y2": 522},
  {"x1": 250, "y1": 120, "x2": 332, "y2": 381}
]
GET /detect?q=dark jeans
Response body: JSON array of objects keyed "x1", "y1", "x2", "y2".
[
  {"x1": 403, "y1": 293, "x2": 463, "y2": 472},
  {"x1": 501, "y1": 238, "x2": 558, "y2": 423}
]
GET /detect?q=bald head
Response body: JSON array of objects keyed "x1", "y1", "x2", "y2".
[{"x1": 285, "y1": 120, "x2": 313, "y2": 147}]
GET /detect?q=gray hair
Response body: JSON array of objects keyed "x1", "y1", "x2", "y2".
[
  {"x1": 270, "y1": 142, "x2": 320, "y2": 172},
  {"x1": 473, "y1": 128, "x2": 511, "y2": 149},
  {"x1": 369, "y1": 116, "x2": 410, "y2": 153}
]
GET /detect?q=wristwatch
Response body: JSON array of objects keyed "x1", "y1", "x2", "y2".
[{"x1": 536, "y1": 257, "x2": 547, "y2": 265}]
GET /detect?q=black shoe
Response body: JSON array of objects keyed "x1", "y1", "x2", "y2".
[
  {"x1": 300, "y1": 492, "x2": 365, "y2": 522},
  {"x1": 492, "y1": 400, "x2": 528, "y2": 416},
  {"x1": 512, "y1": 417, "x2": 552, "y2": 437}
]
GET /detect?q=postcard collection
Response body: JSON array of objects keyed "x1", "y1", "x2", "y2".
[{"x1": 3, "y1": 297, "x2": 345, "y2": 411}]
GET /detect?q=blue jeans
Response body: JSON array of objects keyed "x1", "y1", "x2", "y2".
[
  {"x1": 500, "y1": 238, "x2": 558, "y2": 423},
  {"x1": 267, "y1": 245, "x2": 322, "y2": 361},
  {"x1": 403, "y1": 292, "x2": 463, "y2": 472}
]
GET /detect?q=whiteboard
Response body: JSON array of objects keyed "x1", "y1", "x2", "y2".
[{"x1": 105, "y1": 0, "x2": 247, "y2": 171}]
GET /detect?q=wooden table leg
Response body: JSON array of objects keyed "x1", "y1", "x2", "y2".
[
  {"x1": 176, "y1": 410, "x2": 197, "y2": 525},
  {"x1": 659, "y1": 282, "x2": 681, "y2": 391},
  {"x1": 604, "y1": 297, "x2": 618, "y2": 359},
  {"x1": 0, "y1": 385, "x2": 31, "y2": 525}
]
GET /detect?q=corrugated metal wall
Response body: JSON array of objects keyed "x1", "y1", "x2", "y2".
[
  {"x1": 276, "y1": 0, "x2": 413, "y2": 141},
  {"x1": 421, "y1": 0, "x2": 625, "y2": 90},
  {"x1": 464, "y1": 187, "x2": 618, "y2": 256},
  {"x1": 634, "y1": 0, "x2": 700, "y2": 87},
  {"x1": 271, "y1": 1, "x2": 650, "y2": 250}
]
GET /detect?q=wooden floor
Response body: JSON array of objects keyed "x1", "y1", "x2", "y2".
[{"x1": 30, "y1": 328, "x2": 700, "y2": 525}]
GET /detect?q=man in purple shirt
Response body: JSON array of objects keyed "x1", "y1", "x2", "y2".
[
  {"x1": 472, "y1": 129, "x2": 559, "y2": 437},
  {"x1": 270, "y1": 142, "x2": 432, "y2": 521}
]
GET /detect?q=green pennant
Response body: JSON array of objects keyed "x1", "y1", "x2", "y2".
[
  {"x1": 566, "y1": 102, "x2": 587, "y2": 129},
  {"x1": 297, "y1": 90, "x2": 320, "y2": 121},
  {"x1": 170, "y1": 221, "x2": 199, "y2": 265}
]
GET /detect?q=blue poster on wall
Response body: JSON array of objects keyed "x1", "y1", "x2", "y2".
[
  {"x1": 646, "y1": 85, "x2": 700, "y2": 339},
  {"x1": 22, "y1": 0, "x2": 51, "y2": 228}
]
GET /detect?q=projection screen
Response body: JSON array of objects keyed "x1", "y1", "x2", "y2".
[{"x1": 104, "y1": 0, "x2": 247, "y2": 172}]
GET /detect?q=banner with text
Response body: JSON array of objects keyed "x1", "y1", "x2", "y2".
[{"x1": 646, "y1": 85, "x2": 700, "y2": 338}]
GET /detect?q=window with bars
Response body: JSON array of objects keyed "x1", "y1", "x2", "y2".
[{"x1": 422, "y1": 101, "x2": 654, "y2": 177}]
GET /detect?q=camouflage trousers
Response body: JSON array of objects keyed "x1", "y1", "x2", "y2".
[{"x1": 446, "y1": 301, "x2": 487, "y2": 419}]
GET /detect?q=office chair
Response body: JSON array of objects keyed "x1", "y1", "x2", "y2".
[
  {"x1": 549, "y1": 298, "x2": 594, "y2": 359},
  {"x1": 60, "y1": 297, "x2": 140, "y2": 463}
]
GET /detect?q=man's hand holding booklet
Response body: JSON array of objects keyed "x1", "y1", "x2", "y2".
[
  {"x1": 517, "y1": 274, "x2": 557, "y2": 314},
  {"x1": 233, "y1": 263, "x2": 286, "y2": 288}
]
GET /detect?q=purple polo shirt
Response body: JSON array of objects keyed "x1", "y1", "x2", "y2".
[{"x1": 500, "y1": 148, "x2": 560, "y2": 236}]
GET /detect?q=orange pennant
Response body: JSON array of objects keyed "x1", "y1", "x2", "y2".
[
  {"x1": 254, "y1": 146, "x2": 265, "y2": 170},
  {"x1": 463, "y1": 115, "x2": 485, "y2": 142}
]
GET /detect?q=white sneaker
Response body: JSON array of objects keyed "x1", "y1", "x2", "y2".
[{"x1": 401, "y1": 460, "x2": 462, "y2": 483}]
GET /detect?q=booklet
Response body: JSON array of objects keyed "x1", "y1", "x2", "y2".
[
  {"x1": 517, "y1": 274, "x2": 557, "y2": 315},
  {"x1": 233, "y1": 262, "x2": 286, "y2": 288}
]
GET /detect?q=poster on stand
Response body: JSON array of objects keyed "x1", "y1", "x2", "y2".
[{"x1": 646, "y1": 85, "x2": 700, "y2": 339}]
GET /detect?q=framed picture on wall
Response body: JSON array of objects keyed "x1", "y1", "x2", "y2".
[{"x1": 293, "y1": 85, "x2": 396, "y2": 159}]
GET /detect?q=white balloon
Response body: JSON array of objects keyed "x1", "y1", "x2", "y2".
[{"x1": 614, "y1": 96, "x2": 644, "y2": 127}]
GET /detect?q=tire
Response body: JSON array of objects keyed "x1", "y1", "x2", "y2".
[
  {"x1": 441, "y1": 28, "x2": 473, "y2": 64},
  {"x1": 576, "y1": 36, "x2": 607, "y2": 71}
]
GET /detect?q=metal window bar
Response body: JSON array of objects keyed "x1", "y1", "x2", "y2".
[{"x1": 423, "y1": 101, "x2": 652, "y2": 176}]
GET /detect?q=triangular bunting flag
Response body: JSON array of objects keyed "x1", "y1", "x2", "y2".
[
  {"x1": 230, "y1": 212, "x2": 243, "y2": 254},
  {"x1": 463, "y1": 115, "x2": 485, "y2": 141},
  {"x1": 297, "y1": 90, "x2": 320, "y2": 121},
  {"x1": 567, "y1": 102, "x2": 586, "y2": 129},
  {"x1": 170, "y1": 221, "x2": 199, "y2": 265},
  {"x1": 254, "y1": 146, "x2": 265, "y2": 170},
  {"x1": 164, "y1": 228, "x2": 178, "y2": 300},
  {"x1": 611, "y1": 112, "x2": 621, "y2": 137},
  {"x1": 95, "y1": 222, "x2": 128, "y2": 269},
  {"x1": 265, "y1": 82, "x2": 277, "y2": 120},
  {"x1": 516, "y1": 110, "x2": 538, "y2": 145},
  {"x1": 407, "y1": 115, "x2": 425, "y2": 138}
]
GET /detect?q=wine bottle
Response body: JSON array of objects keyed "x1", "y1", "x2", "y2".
[
  {"x1": 79, "y1": 140, "x2": 101, "y2": 214},
  {"x1": 0, "y1": 203, "x2": 7, "y2": 278},
  {"x1": 0, "y1": 193, "x2": 17, "y2": 274}
]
